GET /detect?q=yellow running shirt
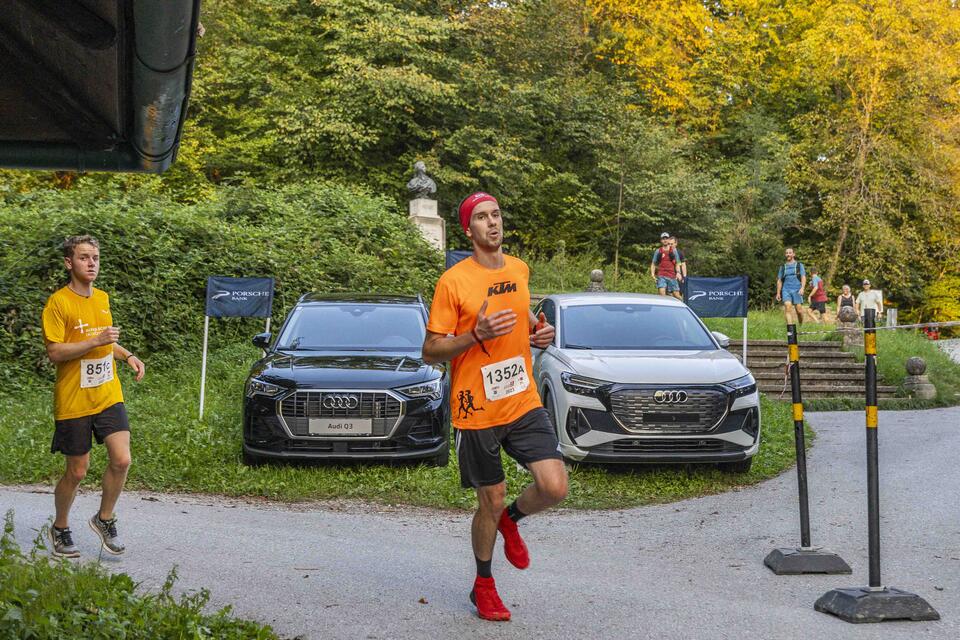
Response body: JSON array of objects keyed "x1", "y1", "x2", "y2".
[
  {"x1": 427, "y1": 255, "x2": 542, "y2": 430},
  {"x1": 42, "y1": 286, "x2": 124, "y2": 420}
]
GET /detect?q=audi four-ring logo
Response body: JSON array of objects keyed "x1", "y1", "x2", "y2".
[
  {"x1": 322, "y1": 394, "x2": 360, "y2": 409},
  {"x1": 654, "y1": 390, "x2": 688, "y2": 404}
]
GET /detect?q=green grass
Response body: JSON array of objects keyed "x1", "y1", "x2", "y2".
[
  {"x1": 0, "y1": 511, "x2": 277, "y2": 639},
  {"x1": 808, "y1": 328, "x2": 960, "y2": 411},
  {"x1": 0, "y1": 345, "x2": 799, "y2": 510},
  {"x1": 702, "y1": 308, "x2": 863, "y2": 343},
  {"x1": 525, "y1": 253, "x2": 657, "y2": 295},
  {"x1": 705, "y1": 310, "x2": 960, "y2": 409}
]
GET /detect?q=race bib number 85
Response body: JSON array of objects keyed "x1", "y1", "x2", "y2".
[
  {"x1": 80, "y1": 353, "x2": 114, "y2": 389},
  {"x1": 480, "y1": 356, "x2": 529, "y2": 402}
]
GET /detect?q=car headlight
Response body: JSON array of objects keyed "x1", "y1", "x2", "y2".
[
  {"x1": 726, "y1": 373, "x2": 757, "y2": 398},
  {"x1": 396, "y1": 378, "x2": 443, "y2": 401},
  {"x1": 560, "y1": 372, "x2": 611, "y2": 398},
  {"x1": 245, "y1": 378, "x2": 283, "y2": 398}
]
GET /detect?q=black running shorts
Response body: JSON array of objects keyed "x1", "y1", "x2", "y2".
[
  {"x1": 811, "y1": 300, "x2": 826, "y2": 313},
  {"x1": 51, "y1": 402, "x2": 130, "y2": 456},
  {"x1": 455, "y1": 407, "x2": 562, "y2": 489}
]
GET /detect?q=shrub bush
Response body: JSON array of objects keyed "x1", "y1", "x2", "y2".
[
  {"x1": 0, "y1": 511, "x2": 277, "y2": 639},
  {"x1": 0, "y1": 182, "x2": 443, "y2": 381}
]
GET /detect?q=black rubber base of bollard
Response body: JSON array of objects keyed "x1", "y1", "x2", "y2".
[
  {"x1": 764, "y1": 548, "x2": 852, "y2": 575},
  {"x1": 815, "y1": 587, "x2": 940, "y2": 623}
]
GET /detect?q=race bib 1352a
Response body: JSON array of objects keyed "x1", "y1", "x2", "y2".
[{"x1": 480, "y1": 356, "x2": 529, "y2": 402}]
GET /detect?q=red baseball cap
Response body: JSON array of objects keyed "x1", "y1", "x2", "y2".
[{"x1": 458, "y1": 192, "x2": 499, "y2": 232}]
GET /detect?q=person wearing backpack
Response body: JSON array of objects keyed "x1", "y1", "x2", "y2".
[
  {"x1": 775, "y1": 247, "x2": 807, "y2": 324},
  {"x1": 649, "y1": 232, "x2": 683, "y2": 300}
]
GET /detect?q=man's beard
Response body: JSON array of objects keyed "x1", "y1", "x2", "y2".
[{"x1": 474, "y1": 233, "x2": 503, "y2": 251}]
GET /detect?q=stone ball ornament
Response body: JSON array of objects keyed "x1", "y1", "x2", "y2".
[
  {"x1": 838, "y1": 306, "x2": 858, "y2": 323},
  {"x1": 905, "y1": 357, "x2": 927, "y2": 376},
  {"x1": 590, "y1": 269, "x2": 604, "y2": 283}
]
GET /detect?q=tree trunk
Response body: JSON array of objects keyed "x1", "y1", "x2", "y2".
[
  {"x1": 613, "y1": 161, "x2": 624, "y2": 283},
  {"x1": 824, "y1": 221, "x2": 848, "y2": 291}
]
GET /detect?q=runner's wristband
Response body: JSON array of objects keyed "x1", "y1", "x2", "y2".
[{"x1": 470, "y1": 328, "x2": 491, "y2": 357}]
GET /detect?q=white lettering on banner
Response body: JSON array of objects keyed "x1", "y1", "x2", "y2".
[
  {"x1": 690, "y1": 289, "x2": 744, "y2": 302},
  {"x1": 211, "y1": 290, "x2": 271, "y2": 303}
]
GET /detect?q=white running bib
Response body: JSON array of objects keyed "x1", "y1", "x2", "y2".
[
  {"x1": 80, "y1": 353, "x2": 114, "y2": 389},
  {"x1": 480, "y1": 356, "x2": 529, "y2": 402}
]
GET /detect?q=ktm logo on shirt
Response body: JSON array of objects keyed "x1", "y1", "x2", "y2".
[{"x1": 488, "y1": 281, "x2": 517, "y2": 296}]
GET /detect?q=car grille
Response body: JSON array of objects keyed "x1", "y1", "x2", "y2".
[
  {"x1": 594, "y1": 439, "x2": 744, "y2": 455},
  {"x1": 609, "y1": 388, "x2": 728, "y2": 433},
  {"x1": 279, "y1": 391, "x2": 403, "y2": 437}
]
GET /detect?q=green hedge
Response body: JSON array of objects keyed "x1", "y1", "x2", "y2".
[{"x1": 0, "y1": 183, "x2": 443, "y2": 382}]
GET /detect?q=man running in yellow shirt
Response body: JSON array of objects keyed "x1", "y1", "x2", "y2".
[{"x1": 42, "y1": 236, "x2": 145, "y2": 557}]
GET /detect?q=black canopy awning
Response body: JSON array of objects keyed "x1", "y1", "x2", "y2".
[{"x1": 0, "y1": 1, "x2": 201, "y2": 173}]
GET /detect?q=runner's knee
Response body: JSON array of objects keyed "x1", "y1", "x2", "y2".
[
  {"x1": 109, "y1": 454, "x2": 131, "y2": 473},
  {"x1": 64, "y1": 464, "x2": 88, "y2": 485},
  {"x1": 539, "y1": 474, "x2": 568, "y2": 505},
  {"x1": 477, "y1": 484, "x2": 506, "y2": 514}
]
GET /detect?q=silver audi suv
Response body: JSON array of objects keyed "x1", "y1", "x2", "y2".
[{"x1": 532, "y1": 293, "x2": 759, "y2": 472}]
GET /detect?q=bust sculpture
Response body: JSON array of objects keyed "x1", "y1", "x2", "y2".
[{"x1": 406, "y1": 161, "x2": 437, "y2": 199}]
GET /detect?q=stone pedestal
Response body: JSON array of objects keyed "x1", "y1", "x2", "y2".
[
  {"x1": 903, "y1": 357, "x2": 936, "y2": 400},
  {"x1": 408, "y1": 198, "x2": 445, "y2": 252},
  {"x1": 839, "y1": 321, "x2": 862, "y2": 348}
]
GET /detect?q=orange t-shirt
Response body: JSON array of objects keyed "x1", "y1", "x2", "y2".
[{"x1": 427, "y1": 255, "x2": 542, "y2": 430}]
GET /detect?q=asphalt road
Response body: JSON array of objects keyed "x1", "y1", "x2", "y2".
[{"x1": 3, "y1": 407, "x2": 959, "y2": 639}]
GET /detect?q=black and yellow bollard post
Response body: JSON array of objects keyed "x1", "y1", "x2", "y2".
[
  {"x1": 815, "y1": 310, "x2": 940, "y2": 622},
  {"x1": 764, "y1": 324, "x2": 851, "y2": 574}
]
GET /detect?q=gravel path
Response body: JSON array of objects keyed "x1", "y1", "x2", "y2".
[
  {"x1": 937, "y1": 339, "x2": 960, "y2": 365},
  {"x1": 2, "y1": 407, "x2": 958, "y2": 639}
]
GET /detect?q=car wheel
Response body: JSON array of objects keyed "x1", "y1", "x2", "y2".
[
  {"x1": 431, "y1": 443, "x2": 450, "y2": 467},
  {"x1": 543, "y1": 388, "x2": 560, "y2": 433},
  {"x1": 242, "y1": 449, "x2": 264, "y2": 467},
  {"x1": 718, "y1": 458, "x2": 753, "y2": 474}
]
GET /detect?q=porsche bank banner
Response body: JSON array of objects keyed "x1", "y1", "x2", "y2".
[
  {"x1": 445, "y1": 250, "x2": 472, "y2": 270},
  {"x1": 683, "y1": 276, "x2": 748, "y2": 318},
  {"x1": 205, "y1": 276, "x2": 274, "y2": 318}
]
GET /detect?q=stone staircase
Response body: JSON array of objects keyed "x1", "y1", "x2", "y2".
[{"x1": 728, "y1": 339, "x2": 898, "y2": 400}]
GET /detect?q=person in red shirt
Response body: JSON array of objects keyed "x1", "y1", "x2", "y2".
[
  {"x1": 807, "y1": 268, "x2": 829, "y2": 319},
  {"x1": 650, "y1": 232, "x2": 683, "y2": 300},
  {"x1": 423, "y1": 192, "x2": 568, "y2": 622}
]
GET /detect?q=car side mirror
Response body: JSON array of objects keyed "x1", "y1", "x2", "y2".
[
  {"x1": 252, "y1": 332, "x2": 272, "y2": 350},
  {"x1": 711, "y1": 331, "x2": 731, "y2": 348}
]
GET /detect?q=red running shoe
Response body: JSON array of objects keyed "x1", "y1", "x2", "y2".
[
  {"x1": 497, "y1": 509, "x2": 530, "y2": 569},
  {"x1": 470, "y1": 576, "x2": 511, "y2": 622}
]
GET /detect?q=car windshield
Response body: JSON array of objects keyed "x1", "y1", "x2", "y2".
[
  {"x1": 276, "y1": 304, "x2": 425, "y2": 351},
  {"x1": 561, "y1": 303, "x2": 716, "y2": 350}
]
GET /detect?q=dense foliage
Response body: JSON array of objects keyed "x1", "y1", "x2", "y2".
[
  {"x1": 0, "y1": 182, "x2": 441, "y2": 377},
  {"x1": 1, "y1": 0, "x2": 957, "y2": 320}
]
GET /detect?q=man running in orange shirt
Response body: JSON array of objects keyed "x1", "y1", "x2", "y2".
[
  {"x1": 423, "y1": 192, "x2": 568, "y2": 622},
  {"x1": 42, "y1": 235, "x2": 145, "y2": 558}
]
